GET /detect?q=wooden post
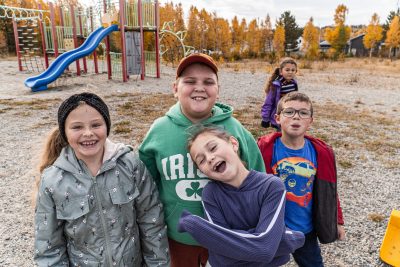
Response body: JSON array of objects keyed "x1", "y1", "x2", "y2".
[
  {"x1": 155, "y1": 0, "x2": 160, "y2": 78},
  {"x1": 119, "y1": 0, "x2": 128, "y2": 81},
  {"x1": 12, "y1": 17, "x2": 23, "y2": 71},
  {"x1": 49, "y1": 2, "x2": 59, "y2": 57},
  {"x1": 90, "y1": 7, "x2": 98, "y2": 74},
  {"x1": 38, "y1": 4, "x2": 49, "y2": 68},
  {"x1": 78, "y1": 8, "x2": 87, "y2": 73},
  {"x1": 71, "y1": 5, "x2": 80, "y2": 76},
  {"x1": 138, "y1": 0, "x2": 145, "y2": 80},
  {"x1": 104, "y1": 0, "x2": 112, "y2": 79}
]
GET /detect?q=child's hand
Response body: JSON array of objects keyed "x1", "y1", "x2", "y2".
[
  {"x1": 261, "y1": 121, "x2": 270, "y2": 128},
  {"x1": 337, "y1": 224, "x2": 345, "y2": 241}
]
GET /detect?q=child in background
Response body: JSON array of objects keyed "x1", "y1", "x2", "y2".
[
  {"x1": 178, "y1": 125, "x2": 305, "y2": 267},
  {"x1": 261, "y1": 57, "x2": 298, "y2": 130},
  {"x1": 34, "y1": 92, "x2": 169, "y2": 266},
  {"x1": 258, "y1": 92, "x2": 345, "y2": 267},
  {"x1": 139, "y1": 53, "x2": 266, "y2": 266}
]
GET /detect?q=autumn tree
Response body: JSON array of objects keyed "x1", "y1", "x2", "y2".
[
  {"x1": 246, "y1": 19, "x2": 260, "y2": 57},
  {"x1": 159, "y1": 2, "x2": 186, "y2": 63},
  {"x1": 302, "y1": 17, "x2": 320, "y2": 59},
  {"x1": 383, "y1": 8, "x2": 400, "y2": 40},
  {"x1": 385, "y1": 15, "x2": 400, "y2": 58},
  {"x1": 363, "y1": 13, "x2": 383, "y2": 57},
  {"x1": 212, "y1": 17, "x2": 231, "y2": 57},
  {"x1": 273, "y1": 25, "x2": 285, "y2": 57},
  {"x1": 277, "y1": 11, "x2": 302, "y2": 52},
  {"x1": 259, "y1": 15, "x2": 273, "y2": 55},
  {"x1": 231, "y1": 16, "x2": 245, "y2": 59},
  {"x1": 186, "y1": 6, "x2": 200, "y2": 50},
  {"x1": 325, "y1": 4, "x2": 351, "y2": 57}
]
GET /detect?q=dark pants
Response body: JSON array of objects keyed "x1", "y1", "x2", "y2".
[
  {"x1": 292, "y1": 231, "x2": 324, "y2": 267},
  {"x1": 168, "y1": 238, "x2": 208, "y2": 267}
]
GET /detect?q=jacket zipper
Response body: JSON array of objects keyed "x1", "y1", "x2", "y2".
[{"x1": 92, "y1": 177, "x2": 114, "y2": 267}]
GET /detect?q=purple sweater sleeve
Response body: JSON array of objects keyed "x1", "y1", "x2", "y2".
[
  {"x1": 178, "y1": 178, "x2": 305, "y2": 265},
  {"x1": 261, "y1": 87, "x2": 277, "y2": 122}
]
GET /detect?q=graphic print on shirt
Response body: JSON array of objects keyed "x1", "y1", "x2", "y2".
[
  {"x1": 161, "y1": 153, "x2": 209, "y2": 201},
  {"x1": 272, "y1": 156, "x2": 316, "y2": 207}
]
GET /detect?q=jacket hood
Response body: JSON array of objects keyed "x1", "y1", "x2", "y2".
[
  {"x1": 53, "y1": 139, "x2": 132, "y2": 175},
  {"x1": 165, "y1": 102, "x2": 233, "y2": 127}
]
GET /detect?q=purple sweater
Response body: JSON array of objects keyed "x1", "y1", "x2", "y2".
[
  {"x1": 261, "y1": 78, "x2": 298, "y2": 127},
  {"x1": 178, "y1": 170, "x2": 305, "y2": 266}
]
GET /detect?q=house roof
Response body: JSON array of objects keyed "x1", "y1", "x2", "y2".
[{"x1": 319, "y1": 40, "x2": 330, "y2": 46}]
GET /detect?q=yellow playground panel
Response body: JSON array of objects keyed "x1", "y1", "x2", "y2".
[{"x1": 380, "y1": 210, "x2": 400, "y2": 267}]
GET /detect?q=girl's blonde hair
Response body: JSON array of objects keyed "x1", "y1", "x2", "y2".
[
  {"x1": 35, "y1": 127, "x2": 67, "y2": 188},
  {"x1": 186, "y1": 124, "x2": 245, "y2": 167},
  {"x1": 187, "y1": 124, "x2": 232, "y2": 152},
  {"x1": 264, "y1": 57, "x2": 297, "y2": 94}
]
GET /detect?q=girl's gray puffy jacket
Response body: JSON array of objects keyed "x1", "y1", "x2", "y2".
[{"x1": 34, "y1": 142, "x2": 170, "y2": 266}]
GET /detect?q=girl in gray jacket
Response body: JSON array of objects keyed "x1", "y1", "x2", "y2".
[{"x1": 34, "y1": 92, "x2": 170, "y2": 267}]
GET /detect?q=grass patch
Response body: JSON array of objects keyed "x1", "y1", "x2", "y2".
[
  {"x1": 112, "y1": 92, "x2": 176, "y2": 143},
  {"x1": 368, "y1": 213, "x2": 385, "y2": 223},
  {"x1": 0, "y1": 98, "x2": 61, "y2": 111},
  {"x1": 234, "y1": 98, "x2": 399, "y2": 169},
  {"x1": 113, "y1": 120, "x2": 132, "y2": 135}
]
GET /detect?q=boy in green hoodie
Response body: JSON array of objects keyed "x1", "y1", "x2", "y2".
[{"x1": 139, "y1": 53, "x2": 265, "y2": 267}]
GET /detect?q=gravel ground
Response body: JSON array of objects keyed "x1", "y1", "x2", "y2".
[{"x1": 0, "y1": 58, "x2": 399, "y2": 266}]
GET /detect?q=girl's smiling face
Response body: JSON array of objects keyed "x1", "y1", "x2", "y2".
[
  {"x1": 65, "y1": 104, "x2": 107, "y2": 163},
  {"x1": 189, "y1": 132, "x2": 247, "y2": 187}
]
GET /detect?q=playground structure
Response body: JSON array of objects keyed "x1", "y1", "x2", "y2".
[{"x1": 1, "y1": 0, "x2": 189, "y2": 91}]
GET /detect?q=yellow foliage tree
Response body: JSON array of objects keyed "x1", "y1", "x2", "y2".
[
  {"x1": 212, "y1": 17, "x2": 231, "y2": 57},
  {"x1": 385, "y1": 15, "x2": 400, "y2": 58},
  {"x1": 186, "y1": 6, "x2": 201, "y2": 50},
  {"x1": 273, "y1": 25, "x2": 285, "y2": 57},
  {"x1": 302, "y1": 17, "x2": 320, "y2": 59},
  {"x1": 260, "y1": 15, "x2": 273, "y2": 54},
  {"x1": 247, "y1": 19, "x2": 260, "y2": 57},
  {"x1": 325, "y1": 4, "x2": 351, "y2": 57},
  {"x1": 159, "y1": 2, "x2": 186, "y2": 63},
  {"x1": 363, "y1": 13, "x2": 383, "y2": 57},
  {"x1": 231, "y1": 16, "x2": 245, "y2": 59}
]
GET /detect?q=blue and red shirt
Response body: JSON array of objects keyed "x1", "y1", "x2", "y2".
[{"x1": 272, "y1": 138, "x2": 317, "y2": 234}]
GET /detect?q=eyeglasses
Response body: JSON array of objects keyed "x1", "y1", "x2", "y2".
[{"x1": 280, "y1": 108, "x2": 312, "y2": 119}]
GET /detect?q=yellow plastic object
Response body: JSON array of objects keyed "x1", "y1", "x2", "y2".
[{"x1": 380, "y1": 210, "x2": 400, "y2": 267}]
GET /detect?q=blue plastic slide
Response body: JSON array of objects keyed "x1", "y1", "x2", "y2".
[{"x1": 25, "y1": 24, "x2": 118, "y2": 92}]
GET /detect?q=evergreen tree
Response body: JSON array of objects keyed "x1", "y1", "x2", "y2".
[{"x1": 277, "y1": 11, "x2": 302, "y2": 52}]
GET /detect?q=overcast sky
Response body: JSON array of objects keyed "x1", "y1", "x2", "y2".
[{"x1": 159, "y1": 0, "x2": 399, "y2": 27}]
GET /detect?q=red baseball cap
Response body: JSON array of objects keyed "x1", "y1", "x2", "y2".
[{"x1": 176, "y1": 53, "x2": 218, "y2": 79}]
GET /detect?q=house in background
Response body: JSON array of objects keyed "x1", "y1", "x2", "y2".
[
  {"x1": 319, "y1": 40, "x2": 331, "y2": 53},
  {"x1": 345, "y1": 34, "x2": 369, "y2": 57}
]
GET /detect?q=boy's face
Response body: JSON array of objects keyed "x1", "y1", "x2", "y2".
[
  {"x1": 173, "y1": 63, "x2": 219, "y2": 123},
  {"x1": 280, "y1": 63, "x2": 297, "y2": 81},
  {"x1": 275, "y1": 100, "x2": 313, "y2": 139},
  {"x1": 190, "y1": 133, "x2": 241, "y2": 184}
]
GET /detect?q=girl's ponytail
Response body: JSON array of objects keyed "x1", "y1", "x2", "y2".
[
  {"x1": 33, "y1": 127, "x2": 67, "y2": 202},
  {"x1": 38, "y1": 128, "x2": 67, "y2": 174},
  {"x1": 264, "y1": 67, "x2": 280, "y2": 94}
]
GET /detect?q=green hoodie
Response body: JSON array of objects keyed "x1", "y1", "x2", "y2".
[{"x1": 139, "y1": 102, "x2": 265, "y2": 245}]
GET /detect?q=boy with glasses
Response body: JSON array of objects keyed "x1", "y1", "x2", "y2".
[{"x1": 257, "y1": 92, "x2": 345, "y2": 267}]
